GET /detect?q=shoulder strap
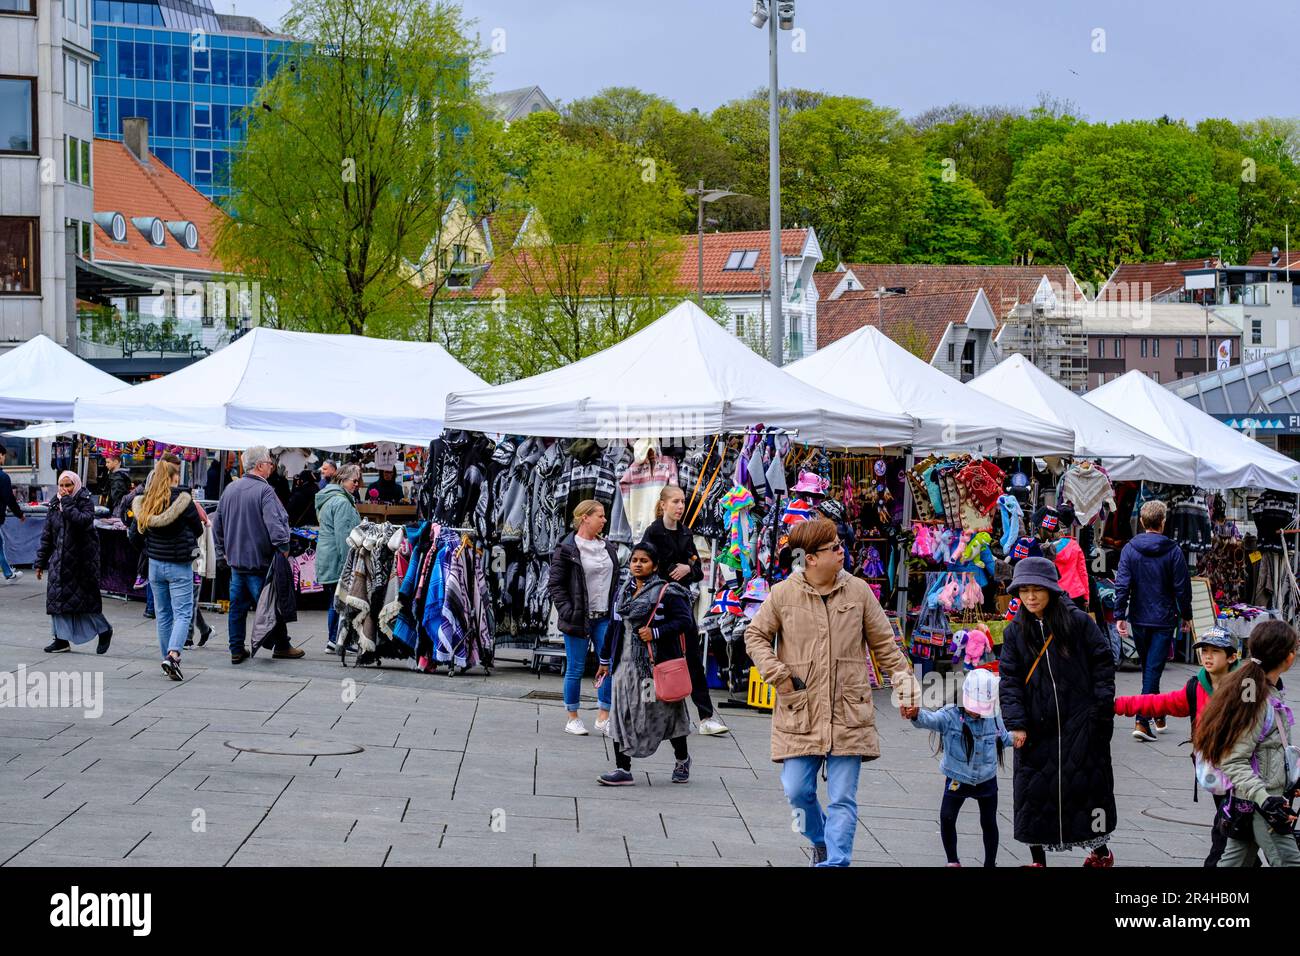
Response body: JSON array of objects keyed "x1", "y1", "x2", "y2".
[
  {"x1": 1186, "y1": 677, "x2": 1199, "y2": 725},
  {"x1": 1024, "y1": 633, "x2": 1054, "y2": 685}
]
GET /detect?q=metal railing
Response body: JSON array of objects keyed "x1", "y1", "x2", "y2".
[{"x1": 75, "y1": 311, "x2": 222, "y2": 359}]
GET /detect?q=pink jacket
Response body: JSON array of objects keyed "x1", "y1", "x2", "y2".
[{"x1": 1053, "y1": 538, "x2": 1089, "y2": 600}]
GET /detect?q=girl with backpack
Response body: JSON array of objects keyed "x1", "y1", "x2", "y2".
[
  {"x1": 1114, "y1": 628, "x2": 1242, "y2": 866},
  {"x1": 1192, "y1": 620, "x2": 1300, "y2": 867},
  {"x1": 912, "y1": 668, "x2": 1014, "y2": 866}
]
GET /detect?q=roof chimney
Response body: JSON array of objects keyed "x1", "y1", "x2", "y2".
[{"x1": 122, "y1": 116, "x2": 150, "y2": 164}]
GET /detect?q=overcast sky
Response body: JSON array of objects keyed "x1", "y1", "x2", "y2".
[{"x1": 225, "y1": 0, "x2": 1295, "y2": 124}]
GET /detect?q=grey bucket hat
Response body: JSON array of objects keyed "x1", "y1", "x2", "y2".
[{"x1": 1007, "y1": 556, "x2": 1066, "y2": 596}]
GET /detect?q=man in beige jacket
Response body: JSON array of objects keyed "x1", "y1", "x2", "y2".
[{"x1": 745, "y1": 518, "x2": 920, "y2": 866}]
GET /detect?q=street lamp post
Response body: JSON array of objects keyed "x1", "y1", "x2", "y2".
[
  {"x1": 751, "y1": 0, "x2": 794, "y2": 365},
  {"x1": 686, "y1": 180, "x2": 742, "y2": 307}
]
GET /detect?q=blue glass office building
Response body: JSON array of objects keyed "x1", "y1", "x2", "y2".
[{"x1": 92, "y1": 0, "x2": 294, "y2": 200}]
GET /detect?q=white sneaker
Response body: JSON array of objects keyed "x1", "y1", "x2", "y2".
[
  {"x1": 699, "y1": 717, "x2": 730, "y2": 736},
  {"x1": 564, "y1": 718, "x2": 589, "y2": 736},
  {"x1": 325, "y1": 640, "x2": 339, "y2": 654},
  {"x1": 3, "y1": 570, "x2": 21, "y2": 583},
  {"x1": 594, "y1": 718, "x2": 610, "y2": 736}
]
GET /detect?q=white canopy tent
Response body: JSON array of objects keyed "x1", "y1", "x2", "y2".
[
  {"x1": 0, "y1": 334, "x2": 125, "y2": 421},
  {"x1": 968, "y1": 353, "x2": 1200, "y2": 482},
  {"x1": 786, "y1": 325, "x2": 1075, "y2": 455},
  {"x1": 443, "y1": 301, "x2": 916, "y2": 447},
  {"x1": 1085, "y1": 369, "x2": 1300, "y2": 492},
  {"x1": 6, "y1": 328, "x2": 487, "y2": 450}
]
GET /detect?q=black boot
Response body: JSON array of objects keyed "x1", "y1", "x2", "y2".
[
  {"x1": 96, "y1": 630, "x2": 112, "y2": 655},
  {"x1": 44, "y1": 638, "x2": 71, "y2": 653}
]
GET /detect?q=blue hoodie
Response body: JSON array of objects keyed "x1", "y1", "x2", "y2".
[
  {"x1": 912, "y1": 705, "x2": 1013, "y2": 786},
  {"x1": 1114, "y1": 531, "x2": 1193, "y2": 628}
]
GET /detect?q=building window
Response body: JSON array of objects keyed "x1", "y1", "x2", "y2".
[
  {"x1": 64, "y1": 55, "x2": 90, "y2": 109},
  {"x1": 193, "y1": 149, "x2": 211, "y2": 174},
  {"x1": 1140, "y1": 338, "x2": 1148, "y2": 358},
  {"x1": 947, "y1": 342, "x2": 955, "y2": 363},
  {"x1": 80, "y1": 220, "x2": 91, "y2": 259},
  {"x1": 1152, "y1": 338, "x2": 1159, "y2": 358},
  {"x1": 723, "y1": 250, "x2": 759, "y2": 271},
  {"x1": 0, "y1": 218, "x2": 38, "y2": 293},
  {"x1": 1, "y1": 0, "x2": 36, "y2": 14},
  {"x1": 1192, "y1": 337, "x2": 1199, "y2": 357},
  {"x1": 1113, "y1": 339, "x2": 1122, "y2": 358},
  {"x1": 735, "y1": 314, "x2": 746, "y2": 337},
  {"x1": 65, "y1": 136, "x2": 91, "y2": 186},
  {"x1": 1096, "y1": 338, "x2": 1103, "y2": 358},
  {"x1": 1151, "y1": 369, "x2": 1160, "y2": 383},
  {"x1": 194, "y1": 103, "x2": 210, "y2": 128},
  {"x1": 0, "y1": 77, "x2": 36, "y2": 154},
  {"x1": 1293, "y1": 284, "x2": 1300, "y2": 308},
  {"x1": 1252, "y1": 318, "x2": 1263, "y2": 345},
  {"x1": 960, "y1": 339, "x2": 976, "y2": 380},
  {"x1": 1176, "y1": 338, "x2": 1183, "y2": 358}
]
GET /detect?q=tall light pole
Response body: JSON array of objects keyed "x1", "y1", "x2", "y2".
[
  {"x1": 686, "y1": 181, "x2": 742, "y2": 306},
  {"x1": 752, "y1": 0, "x2": 793, "y2": 365}
]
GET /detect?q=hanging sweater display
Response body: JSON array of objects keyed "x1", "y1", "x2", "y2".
[
  {"x1": 436, "y1": 535, "x2": 495, "y2": 673},
  {"x1": 333, "y1": 521, "x2": 405, "y2": 665},
  {"x1": 617, "y1": 440, "x2": 679, "y2": 542},
  {"x1": 1057, "y1": 462, "x2": 1116, "y2": 526}
]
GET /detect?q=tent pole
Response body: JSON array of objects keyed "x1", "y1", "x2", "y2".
[{"x1": 896, "y1": 447, "x2": 914, "y2": 628}]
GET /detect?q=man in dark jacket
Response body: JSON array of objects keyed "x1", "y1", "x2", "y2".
[
  {"x1": 0, "y1": 445, "x2": 26, "y2": 583},
  {"x1": 1114, "y1": 499, "x2": 1193, "y2": 742},
  {"x1": 212, "y1": 446, "x2": 301, "y2": 664}
]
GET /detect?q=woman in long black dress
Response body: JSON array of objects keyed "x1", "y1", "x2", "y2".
[{"x1": 37, "y1": 472, "x2": 112, "y2": 655}]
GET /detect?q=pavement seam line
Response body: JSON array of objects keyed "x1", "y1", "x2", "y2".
[
  {"x1": 222, "y1": 774, "x2": 294, "y2": 866},
  {"x1": 0, "y1": 799, "x2": 87, "y2": 867}
]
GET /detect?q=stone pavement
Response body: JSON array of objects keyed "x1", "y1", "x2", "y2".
[{"x1": 0, "y1": 575, "x2": 1218, "y2": 867}]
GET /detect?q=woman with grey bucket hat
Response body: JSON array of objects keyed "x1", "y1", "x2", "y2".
[{"x1": 999, "y1": 556, "x2": 1118, "y2": 866}]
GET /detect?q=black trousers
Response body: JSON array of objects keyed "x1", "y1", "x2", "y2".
[
  {"x1": 614, "y1": 736, "x2": 688, "y2": 771},
  {"x1": 940, "y1": 777, "x2": 1000, "y2": 866},
  {"x1": 684, "y1": 628, "x2": 715, "y2": 720}
]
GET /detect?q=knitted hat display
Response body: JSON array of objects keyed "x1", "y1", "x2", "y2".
[
  {"x1": 709, "y1": 588, "x2": 744, "y2": 617},
  {"x1": 719, "y1": 486, "x2": 756, "y2": 576},
  {"x1": 790, "y1": 470, "x2": 829, "y2": 497},
  {"x1": 781, "y1": 496, "x2": 815, "y2": 525}
]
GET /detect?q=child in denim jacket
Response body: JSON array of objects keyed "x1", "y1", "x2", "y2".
[{"x1": 912, "y1": 668, "x2": 1013, "y2": 866}]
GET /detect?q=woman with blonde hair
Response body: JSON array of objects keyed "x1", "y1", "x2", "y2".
[
  {"x1": 547, "y1": 499, "x2": 619, "y2": 735},
  {"x1": 128, "y1": 459, "x2": 203, "y2": 680},
  {"x1": 642, "y1": 484, "x2": 727, "y2": 736}
]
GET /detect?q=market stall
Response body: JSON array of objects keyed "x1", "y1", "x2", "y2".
[{"x1": 0, "y1": 334, "x2": 123, "y2": 422}]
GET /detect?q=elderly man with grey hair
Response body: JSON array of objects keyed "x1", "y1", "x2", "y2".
[{"x1": 212, "y1": 446, "x2": 299, "y2": 664}]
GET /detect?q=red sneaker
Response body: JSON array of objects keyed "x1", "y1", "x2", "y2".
[{"x1": 1083, "y1": 849, "x2": 1114, "y2": 868}]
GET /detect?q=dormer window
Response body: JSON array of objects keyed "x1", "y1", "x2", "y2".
[
  {"x1": 132, "y1": 216, "x2": 166, "y2": 246},
  {"x1": 724, "y1": 249, "x2": 759, "y2": 271},
  {"x1": 94, "y1": 211, "x2": 127, "y2": 243},
  {"x1": 166, "y1": 220, "x2": 199, "y2": 250}
]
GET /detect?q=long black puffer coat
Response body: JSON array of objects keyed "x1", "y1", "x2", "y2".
[
  {"x1": 999, "y1": 601, "x2": 1117, "y2": 847},
  {"x1": 34, "y1": 488, "x2": 102, "y2": 616}
]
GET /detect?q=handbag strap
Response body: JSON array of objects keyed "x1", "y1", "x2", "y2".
[
  {"x1": 644, "y1": 583, "x2": 686, "y2": 664},
  {"x1": 1024, "y1": 633, "x2": 1054, "y2": 685}
]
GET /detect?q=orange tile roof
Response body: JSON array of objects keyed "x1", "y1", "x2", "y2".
[
  {"x1": 812, "y1": 271, "x2": 844, "y2": 300},
  {"x1": 1098, "y1": 257, "x2": 1221, "y2": 300},
  {"x1": 837, "y1": 263, "x2": 1081, "y2": 316},
  {"x1": 448, "y1": 228, "x2": 812, "y2": 298},
  {"x1": 817, "y1": 288, "x2": 982, "y2": 359},
  {"x1": 91, "y1": 139, "x2": 229, "y2": 274},
  {"x1": 1246, "y1": 249, "x2": 1300, "y2": 270},
  {"x1": 482, "y1": 209, "x2": 529, "y2": 254}
]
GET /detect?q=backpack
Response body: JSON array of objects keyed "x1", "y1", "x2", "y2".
[{"x1": 1192, "y1": 698, "x2": 1297, "y2": 798}]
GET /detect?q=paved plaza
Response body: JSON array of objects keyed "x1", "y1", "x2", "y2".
[{"x1": 0, "y1": 576, "x2": 1219, "y2": 867}]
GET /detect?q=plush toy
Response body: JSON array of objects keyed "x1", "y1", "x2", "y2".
[
  {"x1": 937, "y1": 575, "x2": 963, "y2": 612},
  {"x1": 964, "y1": 531, "x2": 994, "y2": 568},
  {"x1": 953, "y1": 623, "x2": 994, "y2": 669},
  {"x1": 961, "y1": 573, "x2": 985, "y2": 610},
  {"x1": 911, "y1": 524, "x2": 933, "y2": 558}
]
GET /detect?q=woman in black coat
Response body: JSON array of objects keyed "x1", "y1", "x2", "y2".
[
  {"x1": 36, "y1": 472, "x2": 112, "y2": 655},
  {"x1": 999, "y1": 556, "x2": 1117, "y2": 867}
]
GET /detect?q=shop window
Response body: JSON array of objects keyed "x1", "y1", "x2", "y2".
[
  {"x1": 0, "y1": 218, "x2": 38, "y2": 293},
  {"x1": 0, "y1": 77, "x2": 36, "y2": 154}
]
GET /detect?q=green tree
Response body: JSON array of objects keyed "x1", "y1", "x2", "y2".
[
  {"x1": 561, "y1": 86, "x2": 668, "y2": 146},
  {"x1": 217, "y1": 0, "x2": 494, "y2": 337},
  {"x1": 782, "y1": 96, "x2": 927, "y2": 264},
  {"x1": 904, "y1": 161, "x2": 1012, "y2": 264},
  {"x1": 445, "y1": 140, "x2": 688, "y2": 380},
  {"x1": 1005, "y1": 121, "x2": 1236, "y2": 282},
  {"x1": 914, "y1": 103, "x2": 1020, "y2": 207}
]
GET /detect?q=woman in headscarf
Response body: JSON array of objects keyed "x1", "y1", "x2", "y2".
[
  {"x1": 36, "y1": 471, "x2": 112, "y2": 655},
  {"x1": 594, "y1": 540, "x2": 695, "y2": 786}
]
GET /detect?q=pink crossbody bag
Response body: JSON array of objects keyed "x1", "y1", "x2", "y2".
[{"x1": 645, "y1": 584, "x2": 692, "y2": 703}]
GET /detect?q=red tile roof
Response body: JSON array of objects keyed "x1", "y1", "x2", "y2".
[
  {"x1": 1098, "y1": 257, "x2": 1221, "y2": 300},
  {"x1": 91, "y1": 139, "x2": 228, "y2": 274},
  {"x1": 1246, "y1": 249, "x2": 1300, "y2": 270},
  {"x1": 812, "y1": 271, "x2": 844, "y2": 301},
  {"x1": 482, "y1": 209, "x2": 528, "y2": 255},
  {"x1": 449, "y1": 228, "x2": 813, "y2": 298},
  {"x1": 817, "y1": 288, "x2": 982, "y2": 359},
  {"x1": 837, "y1": 263, "x2": 1081, "y2": 316}
]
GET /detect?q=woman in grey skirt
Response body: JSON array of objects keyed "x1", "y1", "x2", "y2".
[{"x1": 594, "y1": 540, "x2": 695, "y2": 786}]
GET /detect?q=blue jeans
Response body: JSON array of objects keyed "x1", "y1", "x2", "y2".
[
  {"x1": 149, "y1": 559, "x2": 194, "y2": 660},
  {"x1": 228, "y1": 569, "x2": 265, "y2": 654},
  {"x1": 1132, "y1": 624, "x2": 1176, "y2": 717},
  {"x1": 563, "y1": 618, "x2": 612, "y2": 712},
  {"x1": 781, "y1": 754, "x2": 864, "y2": 867},
  {"x1": 0, "y1": 533, "x2": 12, "y2": 578},
  {"x1": 144, "y1": 582, "x2": 155, "y2": 616}
]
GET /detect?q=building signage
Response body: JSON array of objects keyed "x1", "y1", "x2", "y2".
[{"x1": 1212, "y1": 413, "x2": 1300, "y2": 435}]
